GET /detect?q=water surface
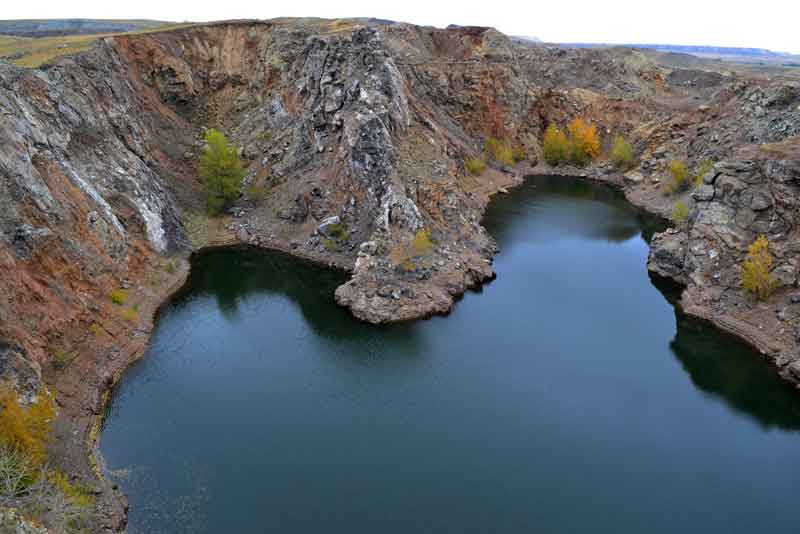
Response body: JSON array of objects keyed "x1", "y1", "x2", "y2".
[{"x1": 102, "y1": 176, "x2": 800, "y2": 533}]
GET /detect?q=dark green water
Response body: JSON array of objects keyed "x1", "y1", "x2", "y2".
[{"x1": 101, "y1": 177, "x2": 800, "y2": 534}]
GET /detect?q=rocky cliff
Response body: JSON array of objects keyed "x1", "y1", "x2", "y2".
[{"x1": 0, "y1": 18, "x2": 799, "y2": 531}]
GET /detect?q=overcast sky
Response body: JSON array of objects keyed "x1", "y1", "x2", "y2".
[{"x1": 5, "y1": 0, "x2": 799, "y2": 54}]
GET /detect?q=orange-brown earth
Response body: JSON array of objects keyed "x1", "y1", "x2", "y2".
[{"x1": 0, "y1": 18, "x2": 799, "y2": 531}]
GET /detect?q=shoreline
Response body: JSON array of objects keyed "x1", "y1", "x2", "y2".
[
  {"x1": 84, "y1": 238, "x2": 359, "y2": 529},
  {"x1": 86, "y1": 164, "x2": 799, "y2": 531},
  {"x1": 526, "y1": 163, "x2": 800, "y2": 390}
]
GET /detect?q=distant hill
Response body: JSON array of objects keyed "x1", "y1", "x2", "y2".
[
  {"x1": 513, "y1": 35, "x2": 542, "y2": 43},
  {"x1": 559, "y1": 43, "x2": 800, "y2": 66},
  {"x1": 0, "y1": 19, "x2": 171, "y2": 38}
]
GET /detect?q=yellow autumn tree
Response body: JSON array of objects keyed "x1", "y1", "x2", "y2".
[
  {"x1": 484, "y1": 138, "x2": 515, "y2": 167},
  {"x1": 672, "y1": 200, "x2": 689, "y2": 223},
  {"x1": 663, "y1": 160, "x2": 689, "y2": 194},
  {"x1": 741, "y1": 235, "x2": 775, "y2": 300},
  {"x1": 411, "y1": 228, "x2": 433, "y2": 256},
  {"x1": 465, "y1": 156, "x2": 487, "y2": 176},
  {"x1": 542, "y1": 124, "x2": 570, "y2": 165},
  {"x1": 567, "y1": 118, "x2": 601, "y2": 166},
  {"x1": 0, "y1": 387, "x2": 55, "y2": 468},
  {"x1": 610, "y1": 135, "x2": 635, "y2": 170}
]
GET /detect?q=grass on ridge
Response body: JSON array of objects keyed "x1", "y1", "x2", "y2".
[{"x1": 0, "y1": 23, "x2": 195, "y2": 68}]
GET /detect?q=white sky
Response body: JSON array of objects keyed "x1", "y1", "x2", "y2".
[{"x1": 4, "y1": 0, "x2": 800, "y2": 54}]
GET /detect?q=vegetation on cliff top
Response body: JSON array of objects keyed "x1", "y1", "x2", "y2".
[
  {"x1": 0, "y1": 23, "x2": 194, "y2": 67},
  {"x1": 109, "y1": 288, "x2": 128, "y2": 305}
]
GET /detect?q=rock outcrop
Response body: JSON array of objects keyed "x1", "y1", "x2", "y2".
[{"x1": 647, "y1": 139, "x2": 800, "y2": 382}]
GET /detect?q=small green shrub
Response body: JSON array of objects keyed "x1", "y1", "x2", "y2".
[
  {"x1": 0, "y1": 443, "x2": 30, "y2": 498},
  {"x1": 511, "y1": 145, "x2": 526, "y2": 163},
  {"x1": 121, "y1": 306, "x2": 139, "y2": 322},
  {"x1": 48, "y1": 471, "x2": 95, "y2": 508},
  {"x1": 322, "y1": 237, "x2": 341, "y2": 252},
  {"x1": 672, "y1": 200, "x2": 689, "y2": 223},
  {"x1": 52, "y1": 349, "x2": 77, "y2": 370},
  {"x1": 109, "y1": 289, "x2": 128, "y2": 306},
  {"x1": 325, "y1": 223, "x2": 349, "y2": 242},
  {"x1": 205, "y1": 195, "x2": 225, "y2": 216},
  {"x1": 692, "y1": 159, "x2": 714, "y2": 188},
  {"x1": 662, "y1": 160, "x2": 689, "y2": 195},
  {"x1": 610, "y1": 135, "x2": 635, "y2": 170},
  {"x1": 400, "y1": 259, "x2": 417, "y2": 273},
  {"x1": 465, "y1": 157, "x2": 487, "y2": 176},
  {"x1": 245, "y1": 179, "x2": 269, "y2": 204},
  {"x1": 411, "y1": 228, "x2": 433, "y2": 256},
  {"x1": 163, "y1": 260, "x2": 177, "y2": 274},
  {"x1": 485, "y1": 137, "x2": 515, "y2": 167}
]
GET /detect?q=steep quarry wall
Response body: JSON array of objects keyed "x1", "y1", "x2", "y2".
[
  {"x1": 0, "y1": 38, "x2": 186, "y2": 399},
  {"x1": 1, "y1": 18, "x2": 800, "y2": 531}
]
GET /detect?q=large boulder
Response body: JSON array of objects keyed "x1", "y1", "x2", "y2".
[{"x1": 648, "y1": 230, "x2": 688, "y2": 283}]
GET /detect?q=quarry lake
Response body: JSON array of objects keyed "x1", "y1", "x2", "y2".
[{"x1": 100, "y1": 176, "x2": 800, "y2": 534}]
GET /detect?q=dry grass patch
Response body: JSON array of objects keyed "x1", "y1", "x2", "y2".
[
  {"x1": 411, "y1": 228, "x2": 433, "y2": 256},
  {"x1": 109, "y1": 289, "x2": 128, "y2": 306},
  {"x1": 121, "y1": 306, "x2": 139, "y2": 322},
  {"x1": 0, "y1": 23, "x2": 195, "y2": 67},
  {"x1": 0, "y1": 387, "x2": 55, "y2": 469},
  {"x1": 51, "y1": 349, "x2": 78, "y2": 371},
  {"x1": 47, "y1": 471, "x2": 95, "y2": 509},
  {"x1": 465, "y1": 157, "x2": 487, "y2": 176}
]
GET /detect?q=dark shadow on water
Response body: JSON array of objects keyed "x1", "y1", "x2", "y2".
[
  {"x1": 166, "y1": 177, "x2": 800, "y2": 433},
  {"x1": 167, "y1": 246, "x2": 420, "y2": 346},
  {"x1": 649, "y1": 239, "x2": 800, "y2": 432},
  {"x1": 506, "y1": 177, "x2": 800, "y2": 432},
  {"x1": 670, "y1": 313, "x2": 800, "y2": 431},
  {"x1": 489, "y1": 175, "x2": 663, "y2": 247},
  {"x1": 179, "y1": 247, "x2": 346, "y2": 323},
  {"x1": 529, "y1": 175, "x2": 666, "y2": 243},
  {"x1": 175, "y1": 178, "x2": 800, "y2": 433},
  {"x1": 104, "y1": 175, "x2": 800, "y2": 534}
]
